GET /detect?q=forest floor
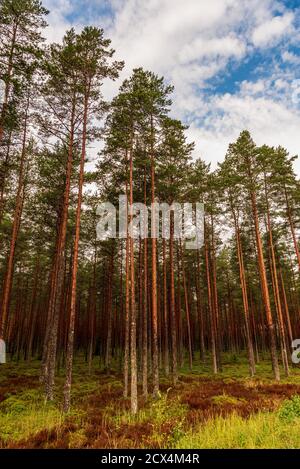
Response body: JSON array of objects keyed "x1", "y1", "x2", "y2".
[{"x1": 1, "y1": 354, "x2": 300, "y2": 449}]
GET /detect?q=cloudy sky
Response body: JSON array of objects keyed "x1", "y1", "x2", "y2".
[{"x1": 43, "y1": 0, "x2": 300, "y2": 171}]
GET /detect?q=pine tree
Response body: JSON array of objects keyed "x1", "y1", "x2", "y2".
[
  {"x1": 0, "y1": 0, "x2": 48, "y2": 144},
  {"x1": 0, "y1": 65, "x2": 40, "y2": 340},
  {"x1": 228, "y1": 131, "x2": 280, "y2": 381},
  {"x1": 39, "y1": 29, "x2": 84, "y2": 399},
  {"x1": 218, "y1": 154, "x2": 256, "y2": 376},
  {"x1": 62, "y1": 26, "x2": 123, "y2": 412}
]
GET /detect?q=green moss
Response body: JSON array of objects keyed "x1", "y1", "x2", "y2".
[
  {"x1": 0, "y1": 407, "x2": 64, "y2": 444},
  {"x1": 212, "y1": 394, "x2": 245, "y2": 406},
  {"x1": 1, "y1": 389, "x2": 45, "y2": 414}
]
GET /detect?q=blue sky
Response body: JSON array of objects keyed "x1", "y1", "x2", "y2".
[{"x1": 44, "y1": 0, "x2": 300, "y2": 172}]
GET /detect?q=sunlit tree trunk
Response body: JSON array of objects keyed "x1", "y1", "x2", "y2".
[
  {"x1": 180, "y1": 242, "x2": 193, "y2": 370},
  {"x1": 150, "y1": 124, "x2": 159, "y2": 397},
  {"x1": 141, "y1": 170, "x2": 148, "y2": 396},
  {"x1": 231, "y1": 203, "x2": 256, "y2": 376},
  {"x1": 169, "y1": 211, "x2": 177, "y2": 384},
  {"x1": 129, "y1": 142, "x2": 138, "y2": 414},
  {"x1": 249, "y1": 179, "x2": 280, "y2": 381},
  {"x1": 162, "y1": 238, "x2": 169, "y2": 375},
  {"x1": 204, "y1": 220, "x2": 217, "y2": 374}
]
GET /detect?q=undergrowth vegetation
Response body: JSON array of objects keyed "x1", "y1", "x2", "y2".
[
  {"x1": 1, "y1": 356, "x2": 300, "y2": 449},
  {"x1": 177, "y1": 396, "x2": 300, "y2": 449}
]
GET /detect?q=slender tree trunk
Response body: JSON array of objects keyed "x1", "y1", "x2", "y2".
[
  {"x1": 105, "y1": 246, "x2": 115, "y2": 371},
  {"x1": 63, "y1": 88, "x2": 89, "y2": 412},
  {"x1": 196, "y1": 250, "x2": 205, "y2": 362},
  {"x1": 88, "y1": 253, "x2": 97, "y2": 375},
  {"x1": 231, "y1": 204, "x2": 256, "y2": 376},
  {"x1": 210, "y1": 215, "x2": 222, "y2": 371},
  {"x1": 204, "y1": 220, "x2": 218, "y2": 374},
  {"x1": 124, "y1": 185, "x2": 130, "y2": 398},
  {"x1": 249, "y1": 183, "x2": 280, "y2": 381},
  {"x1": 162, "y1": 238, "x2": 169, "y2": 375},
  {"x1": 279, "y1": 270, "x2": 293, "y2": 344},
  {"x1": 176, "y1": 245, "x2": 184, "y2": 367},
  {"x1": 263, "y1": 176, "x2": 289, "y2": 376},
  {"x1": 142, "y1": 171, "x2": 148, "y2": 397},
  {"x1": 150, "y1": 129, "x2": 159, "y2": 397},
  {"x1": 41, "y1": 119, "x2": 75, "y2": 401},
  {"x1": 129, "y1": 144, "x2": 138, "y2": 414},
  {"x1": 27, "y1": 257, "x2": 41, "y2": 361},
  {"x1": 180, "y1": 242, "x2": 193, "y2": 370},
  {"x1": 43, "y1": 94, "x2": 76, "y2": 400},
  {"x1": 169, "y1": 211, "x2": 177, "y2": 385}
]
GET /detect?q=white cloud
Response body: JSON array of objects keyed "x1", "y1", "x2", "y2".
[
  {"x1": 43, "y1": 0, "x2": 72, "y2": 42},
  {"x1": 282, "y1": 50, "x2": 300, "y2": 64},
  {"x1": 252, "y1": 12, "x2": 294, "y2": 47},
  {"x1": 240, "y1": 80, "x2": 266, "y2": 95},
  {"x1": 44, "y1": 0, "x2": 300, "y2": 174},
  {"x1": 178, "y1": 35, "x2": 246, "y2": 63},
  {"x1": 188, "y1": 76, "x2": 300, "y2": 173}
]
